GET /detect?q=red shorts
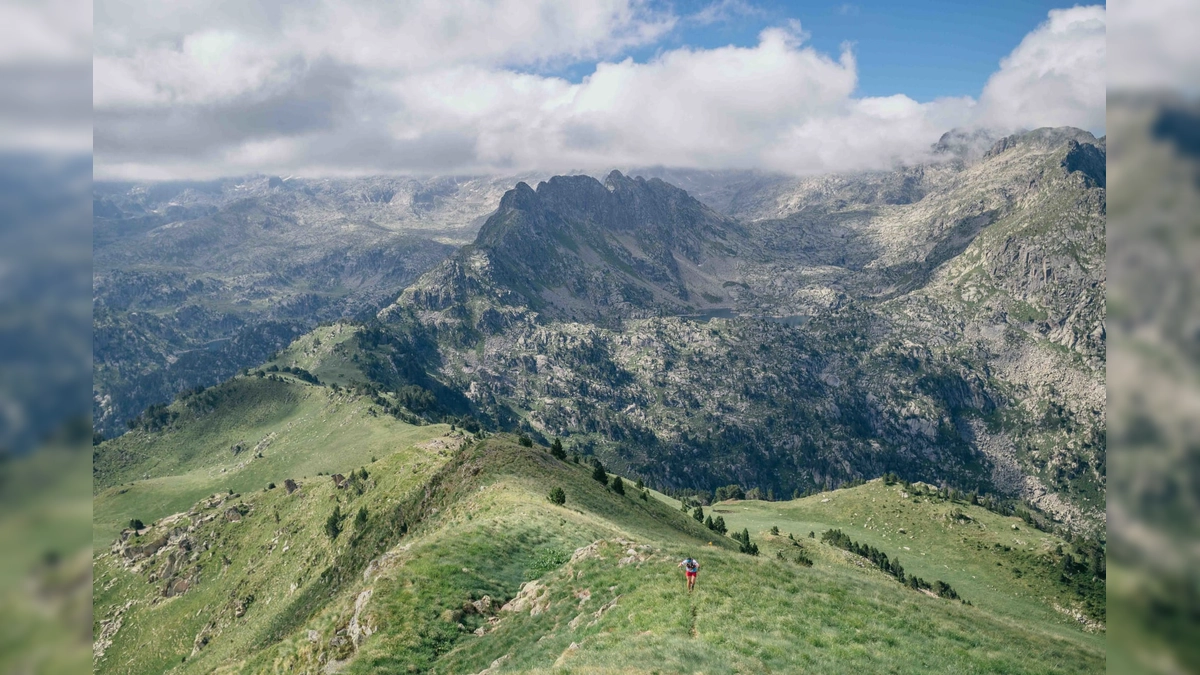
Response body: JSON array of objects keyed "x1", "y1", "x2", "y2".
[{"x1": 686, "y1": 571, "x2": 697, "y2": 579}]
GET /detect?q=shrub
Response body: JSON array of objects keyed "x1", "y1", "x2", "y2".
[
  {"x1": 714, "y1": 484, "x2": 745, "y2": 501},
  {"x1": 525, "y1": 548, "x2": 570, "y2": 580},
  {"x1": 518, "y1": 435, "x2": 533, "y2": 448},
  {"x1": 548, "y1": 487, "x2": 566, "y2": 505},
  {"x1": 933, "y1": 580, "x2": 960, "y2": 600},
  {"x1": 355, "y1": 506, "x2": 368, "y2": 529},
  {"x1": 550, "y1": 437, "x2": 566, "y2": 460},
  {"x1": 770, "y1": 525, "x2": 780, "y2": 536},
  {"x1": 611, "y1": 476, "x2": 625, "y2": 495},
  {"x1": 267, "y1": 482, "x2": 276, "y2": 490},
  {"x1": 640, "y1": 490, "x2": 648, "y2": 501},
  {"x1": 129, "y1": 519, "x2": 144, "y2": 530},
  {"x1": 635, "y1": 478, "x2": 645, "y2": 490},
  {"x1": 325, "y1": 506, "x2": 343, "y2": 540},
  {"x1": 795, "y1": 552, "x2": 814, "y2": 567}
]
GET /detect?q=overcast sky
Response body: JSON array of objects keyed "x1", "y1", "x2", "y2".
[{"x1": 91, "y1": 0, "x2": 1108, "y2": 180}]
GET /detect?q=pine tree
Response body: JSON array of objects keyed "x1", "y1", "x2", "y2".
[
  {"x1": 735, "y1": 528, "x2": 759, "y2": 556},
  {"x1": 591, "y1": 458, "x2": 608, "y2": 485},
  {"x1": 713, "y1": 516, "x2": 727, "y2": 535},
  {"x1": 354, "y1": 506, "x2": 368, "y2": 529},
  {"x1": 548, "y1": 487, "x2": 566, "y2": 505},
  {"x1": 325, "y1": 505, "x2": 343, "y2": 540},
  {"x1": 705, "y1": 515, "x2": 715, "y2": 530},
  {"x1": 693, "y1": 505, "x2": 704, "y2": 522},
  {"x1": 635, "y1": 478, "x2": 645, "y2": 490},
  {"x1": 611, "y1": 476, "x2": 625, "y2": 495},
  {"x1": 550, "y1": 437, "x2": 566, "y2": 460}
]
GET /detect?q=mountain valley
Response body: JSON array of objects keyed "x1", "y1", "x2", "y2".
[{"x1": 92, "y1": 126, "x2": 1107, "y2": 673}]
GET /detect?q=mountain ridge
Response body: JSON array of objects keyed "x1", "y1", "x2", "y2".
[{"x1": 371, "y1": 126, "x2": 1104, "y2": 528}]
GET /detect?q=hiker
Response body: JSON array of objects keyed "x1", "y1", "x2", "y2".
[{"x1": 678, "y1": 556, "x2": 700, "y2": 592}]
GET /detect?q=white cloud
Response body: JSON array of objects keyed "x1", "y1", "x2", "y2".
[
  {"x1": 1109, "y1": 0, "x2": 1200, "y2": 95},
  {"x1": 93, "y1": 2, "x2": 1107, "y2": 180},
  {"x1": 976, "y1": 6, "x2": 1106, "y2": 133}
]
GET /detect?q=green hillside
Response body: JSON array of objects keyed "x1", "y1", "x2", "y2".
[
  {"x1": 94, "y1": 388, "x2": 1105, "y2": 674},
  {"x1": 93, "y1": 373, "x2": 450, "y2": 549},
  {"x1": 651, "y1": 482, "x2": 1105, "y2": 640}
]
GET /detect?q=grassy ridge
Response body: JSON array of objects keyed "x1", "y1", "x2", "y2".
[
  {"x1": 91, "y1": 345, "x2": 1104, "y2": 674},
  {"x1": 95, "y1": 431, "x2": 1104, "y2": 674},
  {"x1": 93, "y1": 375, "x2": 448, "y2": 548}
]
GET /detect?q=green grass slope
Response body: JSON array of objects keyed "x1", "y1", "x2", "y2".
[
  {"x1": 1, "y1": 441, "x2": 92, "y2": 675},
  {"x1": 675, "y1": 481, "x2": 1106, "y2": 642},
  {"x1": 93, "y1": 374, "x2": 449, "y2": 549},
  {"x1": 95, "y1": 433, "x2": 1105, "y2": 674}
]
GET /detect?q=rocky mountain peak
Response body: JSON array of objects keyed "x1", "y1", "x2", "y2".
[
  {"x1": 496, "y1": 180, "x2": 537, "y2": 211},
  {"x1": 985, "y1": 127, "x2": 1101, "y2": 158},
  {"x1": 403, "y1": 172, "x2": 747, "y2": 324},
  {"x1": 932, "y1": 127, "x2": 1000, "y2": 162}
]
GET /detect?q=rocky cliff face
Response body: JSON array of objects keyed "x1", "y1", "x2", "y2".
[
  {"x1": 401, "y1": 171, "x2": 746, "y2": 326},
  {"x1": 369, "y1": 127, "x2": 1106, "y2": 529}
]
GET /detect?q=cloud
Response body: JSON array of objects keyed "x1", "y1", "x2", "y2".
[
  {"x1": 976, "y1": 5, "x2": 1106, "y2": 133},
  {"x1": 93, "y1": 2, "x2": 1107, "y2": 180},
  {"x1": 690, "y1": 0, "x2": 765, "y2": 26},
  {"x1": 1109, "y1": 0, "x2": 1200, "y2": 95},
  {"x1": 0, "y1": 0, "x2": 92, "y2": 152}
]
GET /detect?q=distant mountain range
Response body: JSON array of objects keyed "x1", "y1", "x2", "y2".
[
  {"x1": 92, "y1": 174, "x2": 545, "y2": 437},
  {"x1": 94, "y1": 127, "x2": 1106, "y2": 527}
]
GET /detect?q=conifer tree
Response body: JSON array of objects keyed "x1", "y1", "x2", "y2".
[
  {"x1": 611, "y1": 476, "x2": 625, "y2": 495},
  {"x1": 550, "y1": 437, "x2": 566, "y2": 460},
  {"x1": 325, "y1": 505, "x2": 343, "y2": 540},
  {"x1": 591, "y1": 458, "x2": 608, "y2": 485}
]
